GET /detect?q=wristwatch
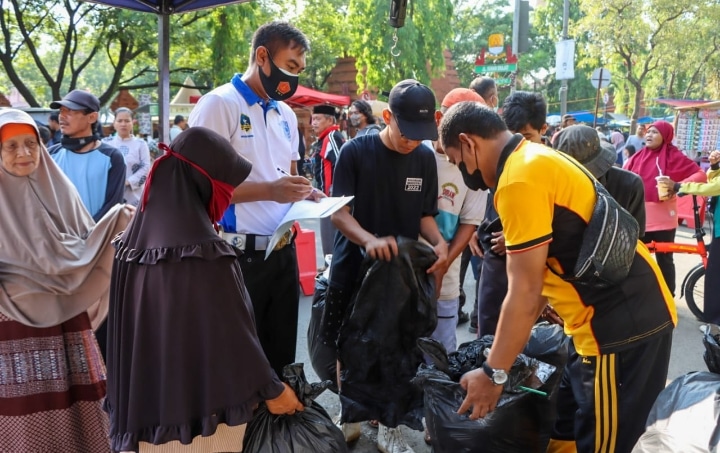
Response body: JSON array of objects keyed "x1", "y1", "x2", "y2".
[{"x1": 482, "y1": 361, "x2": 509, "y2": 386}]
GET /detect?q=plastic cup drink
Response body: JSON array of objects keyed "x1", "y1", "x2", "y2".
[{"x1": 656, "y1": 176, "x2": 672, "y2": 201}]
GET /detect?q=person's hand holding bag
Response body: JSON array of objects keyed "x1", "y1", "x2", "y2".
[{"x1": 265, "y1": 383, "x2": 304, "y2": 415}]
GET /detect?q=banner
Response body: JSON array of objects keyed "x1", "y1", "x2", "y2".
[{"x1": 555, "y1": 39, "x2": 575, "y2": 80}]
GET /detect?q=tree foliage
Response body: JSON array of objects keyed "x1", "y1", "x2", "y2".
[
  {"x1": 3, "y1": 0, "x2": 720, "y2": 116},
  {"x1": 347, "y1": 0, "x2": 453, "y2": 92},
  {"x1": 291, "y1": 0, "x2": 352, "y2": 89}
]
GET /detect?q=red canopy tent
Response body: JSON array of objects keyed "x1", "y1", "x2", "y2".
[{"x1": 287, "y1": 85, "x2": 351, "y2": 108}]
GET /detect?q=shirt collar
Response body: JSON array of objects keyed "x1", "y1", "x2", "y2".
[{"x1": 231, "y1": 73, "x2": 279, "y2": 114}]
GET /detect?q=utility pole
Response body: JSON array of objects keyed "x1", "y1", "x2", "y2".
[
  {"x1": 512, "y1": 0, "x2": 529, "y2": 94},
  {"x1": 559, "y1": 0, "x2": 569, "y2": 117}
]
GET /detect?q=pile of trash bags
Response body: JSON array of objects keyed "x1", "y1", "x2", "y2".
[
  {"x1": 337, "y1": 238, "x2": 438, "y2": 430},
  {"x1": 243, "y1": 363, "x2": 348, "y2": 453},
  {"x1": 632, "y1": 324, "x2": 720, "y2": 452},
  {"x1": 414, "y1": 323, "x2": 569, "y2": 453}
]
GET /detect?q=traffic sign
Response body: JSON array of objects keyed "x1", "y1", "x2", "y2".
[
  {"x1": 495, "y1": 77, "x2": 513, "y2": 85},
  {"x1": 591, "y1": 68, "x2": 611, "y2": 89},
  {"x1": 474, "y1": 63, "x2": 517, "y2": 74}
]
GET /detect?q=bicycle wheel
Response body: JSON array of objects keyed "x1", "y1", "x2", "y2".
[{"x1": 683, "y1": 264, "x2": 706, "y2": 322}]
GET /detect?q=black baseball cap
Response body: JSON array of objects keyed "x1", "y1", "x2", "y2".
[
  {"x1": 388, "y1": 79, "x2": 438, "y2": 141},
  {"x1": 50, "y1": 90, "x2": 100, "y2": 112}
]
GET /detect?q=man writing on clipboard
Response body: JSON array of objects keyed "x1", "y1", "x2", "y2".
[{"x1": 188, "y1": 21, "x2": 321, "y2": 376}]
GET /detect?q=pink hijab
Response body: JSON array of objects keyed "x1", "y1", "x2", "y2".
[{"x1": 624, "y1": 120, "x2": 701, "y2": 202}]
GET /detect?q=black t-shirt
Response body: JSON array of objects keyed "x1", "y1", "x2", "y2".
[{"x1": 329, "y1": 134, "x2": 438, "y2": 290}]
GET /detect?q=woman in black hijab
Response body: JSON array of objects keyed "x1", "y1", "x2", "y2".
[{"x1": 105, "y1": 127, "x2": 303, "y2": 453}]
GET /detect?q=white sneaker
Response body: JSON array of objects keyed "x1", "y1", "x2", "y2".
[
  {"x1": 377, "y1": 423, "x2": 415, "y2": 453},
  {"x1": 332, "y1": 415, "x2": 361, "y2": 443}
]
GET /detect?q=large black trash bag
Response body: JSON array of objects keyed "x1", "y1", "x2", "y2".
[
  {"x1": 307, "y1": 274, "x2": 338, "y2": 391},
  {"x1": 633, "y1": 324, "x2": 720, "y2": 452},
  {"x1": 243, "y1": 363, "x2": 348, "y2": 453},
  {"x1": 413, "y1": 323, "x2": 568, "y2": 453},
  {"x1": 338, "y1": 237, "x2": 437, "y2": 430}
]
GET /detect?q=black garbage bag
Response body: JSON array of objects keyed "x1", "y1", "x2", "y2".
[
  {"x1": 338, "y1": 237, "x2": 437, "y2": 430},
  {"x1": 243, "y1": 363, "x2": 348, "y2": 453},
  {"x1": 632, "y1": 324, "x2": 720, "y2": 452},
  {"x1": 703, "y1": 324, "x2": 720, "y2": 374},
  {"x1": 307, "y1": 274, "x2": 338, "y2": 391},
  {"x1": 414, "y1": 323, "x2": 568, "y2": 453}
]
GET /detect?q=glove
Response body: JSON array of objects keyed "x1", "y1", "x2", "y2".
[{"x1": 265, "y1": 383, "x2": 304, "y2": 415}]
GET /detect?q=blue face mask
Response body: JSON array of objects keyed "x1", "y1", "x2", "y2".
[{"x1": 458, "y1": 143, "x2": 488, "y2": 191}]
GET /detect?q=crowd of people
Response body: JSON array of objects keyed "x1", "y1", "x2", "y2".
[{"x1": 0, "y1": 18, "x2": 714, "y2": 453}]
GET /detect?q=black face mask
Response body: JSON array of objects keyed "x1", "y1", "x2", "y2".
[
  {"x1": 458, "y1": 143, "x2": 489, "y2": 191},
  {"x1": 61, "y1": 134, "x2": 98, "y2": 152},
  {"x1": 259, "y1": 48, "x2": 299, "y2": 101}
]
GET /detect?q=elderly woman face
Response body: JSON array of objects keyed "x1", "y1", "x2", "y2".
[{"x1": 1, "y1": 131, "x2": 41, "y2": 177}]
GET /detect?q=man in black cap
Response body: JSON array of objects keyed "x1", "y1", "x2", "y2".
[
  {"x1": 48, "y1": 89, "x2": 126, "y2": 360},
  {"x1": 310, "y1": 104, "x2": 345, "y2": 256},
  {"x1": 325, "y1": 79, "x2": 448, "y2": 452},
  {"x1": 49, "y1": 89, "x2": 126, "y2": 223}
]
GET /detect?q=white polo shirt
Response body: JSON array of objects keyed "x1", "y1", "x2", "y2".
[{"x1": 188, "y1": 74, "x2": 300, "y2": 235}]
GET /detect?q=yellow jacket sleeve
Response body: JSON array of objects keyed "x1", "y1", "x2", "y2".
[{"x1": 679, "y1": 168, "x2": 720, "y2": 197}]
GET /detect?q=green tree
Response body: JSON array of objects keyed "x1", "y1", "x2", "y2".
[
  {"x1": 575, "y1": 0, "x2": 696, "y2": 130},
  {"x1": 205, "y1": 3, "x2": 269, "y2": 89},
  {"x1": 292, "y1": 0, "x2": 352, "y2": 90},
  {"x1": 532, "y1": 0, "x2": 597, "y2": 114},
  {"x1": 347, "y1": 0, "x2": 454, "y2": 93},
  {"x1": 0, "y1": 0, "x2": 159, "y2": 106},
  {"x1": 450, "y1": 0, "x2": 511, "y2": 89}
]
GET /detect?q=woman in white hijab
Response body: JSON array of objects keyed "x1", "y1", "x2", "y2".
[{"x1": 0, "y1": 108, "x2": 132, "y2": 452}]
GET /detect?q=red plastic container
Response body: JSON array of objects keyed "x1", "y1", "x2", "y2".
[{"x1": 294, "y1": 222, "x2": 317, "y2": 296}]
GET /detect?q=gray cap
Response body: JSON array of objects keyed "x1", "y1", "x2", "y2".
[
  {"x1": 50, "y1": 90, "x2": 100, "y2": 112},
  {"x1": 554, "y1": 124, "x2": 616, "y2": 178}
]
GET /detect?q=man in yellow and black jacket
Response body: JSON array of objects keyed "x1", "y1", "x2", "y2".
[{"x1": 438, "y1": 101, "x2": 676, "y2": 453}]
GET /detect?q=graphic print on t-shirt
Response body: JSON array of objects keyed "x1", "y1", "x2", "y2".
[{"x1": 405, "y1": 177, "x2": 423, "y2": 192}]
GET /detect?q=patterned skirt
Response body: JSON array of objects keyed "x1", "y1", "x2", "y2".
[{"x1": 0, "y1": 311, "x2": 110, "y2": 452}]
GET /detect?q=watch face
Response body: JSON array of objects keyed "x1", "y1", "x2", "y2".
[{"x1": 493, "y1": 369, "x2": 509, "y2": 385}]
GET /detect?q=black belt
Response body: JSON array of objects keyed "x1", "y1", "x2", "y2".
[{"x1": 221, "y1": 230, "x2": 293, "y2": 251}]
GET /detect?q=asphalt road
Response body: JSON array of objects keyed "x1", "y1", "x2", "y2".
[{"x1": 294, "y1": 220, "x2": 709, "y2": 452}]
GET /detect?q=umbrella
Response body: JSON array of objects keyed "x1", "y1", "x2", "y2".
[{"x1": 86, "y1": 0, "x2": 250, "y2": 143}]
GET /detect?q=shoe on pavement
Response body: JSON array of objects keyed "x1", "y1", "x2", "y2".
[
  {"x1": 332, "y1": 415, "x2": 361, "y2": 443},
  {"x1": 457, "y1": 311, "x2": 470, "y2": 325},
  {"x1": 377, "y1": 423, "x2": 415, "y2": 453},
  {"x1": 468, "y1": 322, "x2": 478, "y2": 334}
]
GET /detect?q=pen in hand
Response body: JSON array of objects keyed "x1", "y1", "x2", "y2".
[{"x1": 276, "y1": 167, "x2": 318, "y2": 194}]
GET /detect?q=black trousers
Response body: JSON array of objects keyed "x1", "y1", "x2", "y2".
[
  {"x1": 320, "y1": 216, "x2": 336, "y2": 259},
  {"x1": 239, "y1": 243, "x2": 300, "y2": 377},
  {"x1": 643, "y1": 229, "x2": 676, "y2": 294},
  {"x1": 550, "y1": 332, "x2": 672, "y2": 453},
  {"x1": 459, "y1": 246, "x2": 483, "y2": 317},
  {"x1": 477, "y1": 252, "x2": 508, "y2": 337},
  {"x1": 705, "y1": 236, "x2": 720, "y2": 323}
]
